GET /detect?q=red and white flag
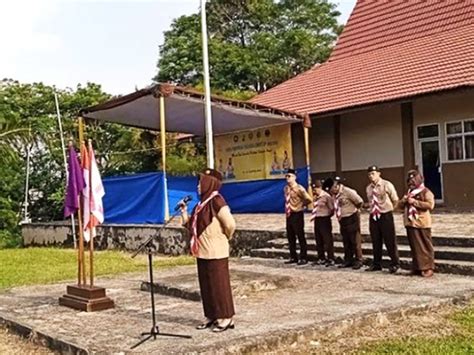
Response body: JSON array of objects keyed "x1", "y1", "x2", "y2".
[{"x1": 82, "y1": 141, "x2": 105, "y2": 242}]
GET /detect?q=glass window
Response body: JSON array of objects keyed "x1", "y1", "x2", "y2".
[
  {"x1": 447, "y1": 137, "x2": 463, "y2": 160},
  {"x1": 417, "y1": 124, "x2": 439, "y2": 139},
  {"x1": 464, "y1": 120, "x2": 474, "y2": 133},
  {"x1": 465, "y1": 135, "x2": 474, "y2": 160},
  {"x1": 447, "y1": 122, "x2": 462, "y2": 135}
]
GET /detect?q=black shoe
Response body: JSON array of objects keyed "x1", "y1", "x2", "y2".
[
  {"x1": 338, "y1": 262, "x2": 353, "y2": 268},
  {"x1": 389, "y1": 265, "x2": 400, "y2": 274},
  {"x1": 325, "y1": 259, "x2": 335, "y2": 267},
  {"x1": 212, "y1": 320, "x2": 235, "y2": 333},
  {"x1": 284, "y1": 259, "x2": 298, "y2": 264},
  {"x1": 366, "y1": 265, "x2": 382, "y2": 272},
  {"x1": 196, "y1": 320, "x2": 215, "y2": 330},
  {"x1": 352, "y1": 261, "x2": 363, "y2": 270},
  {"x1": 311, "y1": 259, "x2": 325, "y2": 266},
  {"x1": 297, "y1": 259, "x2": 308, "y2": 266}
]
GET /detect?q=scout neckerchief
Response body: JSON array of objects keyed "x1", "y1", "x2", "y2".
[
  {"x1": 310, "y1": 193, "x2": 321, "y2": 222},
  {"x1": 333, "y1": 189, "x2": 342, "y2": 221},
  {"x1": 407, "y1": 183, "x2": 426, "y2": 221},
  {"x1": 285, "y1": 184, "x2": 298, "y2": 218},
  {"x1": 370, "y1": 182, "x2": 382, "y2": 221},
  {"x1": 190, "y1": 190, "x2": 221, "y2": 256}
]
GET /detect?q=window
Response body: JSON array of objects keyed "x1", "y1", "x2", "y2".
[
  {"x1": 446, "y1": 120, "x2": 474, "y2": 161},
  {"x1": 417, "y1": 124, "x2": 439, "y2": 139}
]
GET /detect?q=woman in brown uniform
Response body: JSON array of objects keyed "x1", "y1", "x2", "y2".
[
  {"x1": 181, "y1": 168, "x2": 236, "y2": 332},
  {"x1": 398, "y1": 169, "x2": 435, "y2": 277}
]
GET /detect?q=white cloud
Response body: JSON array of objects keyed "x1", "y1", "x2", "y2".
[{"x1": 0, "y1": 0, "x2": 61, "y2": 74}]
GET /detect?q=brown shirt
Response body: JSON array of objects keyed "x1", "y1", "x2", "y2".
[
  {"x1": 398, "y1": 188, "x2": 435, "y2": 228},
  {"x1": 182, "y1": 205, "x2": 236, "y2": 259},
  {"x1": 284, "y1": 184, "x2": 312, "y2": 213},
  {"x1": 312, "y1": 190, "x2": 334, "y2": 217},
  {"x1": 366, "y1": 178, "x2": 399, "y2": 213},
  {"x1": 336, "y1": 185, "x2": 364, "y2": 218}
]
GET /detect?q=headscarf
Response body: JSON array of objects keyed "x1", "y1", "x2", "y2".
[{"x1": 188, "y1": 169, "x2": 227, "y2": 248}]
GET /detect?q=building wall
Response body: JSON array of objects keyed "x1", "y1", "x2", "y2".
[
  {"x1": 310, "y1": 116, "x2": 336, "y2": 173},
  {"x1": 340, "y1": 104, "x2": 403, "y2": 170},
  {"x1": 413, "y1": 90, "x2": 474, "y2": 207}
]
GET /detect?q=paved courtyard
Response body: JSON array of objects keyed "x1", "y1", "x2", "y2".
[{"x1": 1, "y1": 258, "x2": 473, "y2": 354}]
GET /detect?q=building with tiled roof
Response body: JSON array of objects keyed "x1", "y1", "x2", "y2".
[{"x1": 252, "y1": 0, "x2": 474, "y2": 208}]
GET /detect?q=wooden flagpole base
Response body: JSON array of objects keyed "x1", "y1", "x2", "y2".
[{"x1": 59, "y1": 285, "x2": 114, "y2": 312}]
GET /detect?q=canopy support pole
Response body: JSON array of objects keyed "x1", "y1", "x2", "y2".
[{"x1": 304, "y1": 126, "x2": 312, "y2": 193}]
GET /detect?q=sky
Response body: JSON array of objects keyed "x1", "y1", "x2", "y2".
[{"x1": 0, "y1": 0, "x2": 357, "y2": 95}]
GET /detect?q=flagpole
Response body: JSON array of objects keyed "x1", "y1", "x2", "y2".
[
  {"x1": 201, "y1": 0, "x2": 214, "y2": 168},
  {"x1": 56, "y1": 93, "x2": 77, "y2": 248},
  {"x1": 88, "y1": 139, "x2": 95, "y2": 287},
  {"x1": 78, "y1": 117, "x2": 86, "y2": 285},
  {"x1": 159, "y1": 96, "x2": 170, "y2": 221}
]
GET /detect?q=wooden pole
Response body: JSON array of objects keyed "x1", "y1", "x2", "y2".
[
  {"x1": 304, "y1": 126, "x2": 312, "y2": 194},
  {"x1": 78, "y1": 117, "x2": 86, "y2": 285},
  {"x1": 88, "y1": 139, "x2": 94, "y2": 287},
  {"x1": 160, "y1": 96, "x2": 170, "y2": 221}
]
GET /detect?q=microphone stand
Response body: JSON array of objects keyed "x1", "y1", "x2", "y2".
[{"x1": 130, "y1": 207, "x2": 192, "y2": 349}]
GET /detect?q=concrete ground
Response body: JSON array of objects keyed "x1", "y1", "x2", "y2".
[{"x1": 1, "y1": 258, "x2": 473, "y2": 354}]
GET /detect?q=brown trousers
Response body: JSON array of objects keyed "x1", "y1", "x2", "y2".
[
  {"x1": 314, "y1": 216, "x2": 334, "y2": 260},
  {"x1": 406, "y1": 227, "x2": 435, "y2": 271},
  {"x1": 369, "y1": 212, "x2": 400, "y2": 268},
  {"x1": 339, "y1": 212, "x2": 363, "y2": 264},
  {"x1": 197, "y1": 258, "x2": 235, "y2": 319}
]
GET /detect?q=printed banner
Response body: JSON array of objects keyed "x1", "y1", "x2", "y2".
[{"x1": 215, "y1": 125, "x2": 292, "y2": 182}]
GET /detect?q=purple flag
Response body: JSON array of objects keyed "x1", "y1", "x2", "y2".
[{"x1": 64, "y1": 145, "x2": 85, "y2": 218}]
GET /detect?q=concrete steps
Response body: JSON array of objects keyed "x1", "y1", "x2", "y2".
[
  {"x1": 266, "y1": 238, "x2": 474, "y2": 262},
  {"x1": 249, "y1": 235, "x2": 474, "y2": 276}
]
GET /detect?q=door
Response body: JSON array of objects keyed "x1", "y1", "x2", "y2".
[{"x1": 420, "y1": 141, "x2": 442, "y2": 200}]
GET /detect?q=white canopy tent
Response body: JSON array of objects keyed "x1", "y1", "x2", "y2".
[
  {"x1": 79, "y1": 83, "x2": 311, "y2": 220},
  {"x1": 80, "y1": 84, "x2": 305, "y2": 136}
]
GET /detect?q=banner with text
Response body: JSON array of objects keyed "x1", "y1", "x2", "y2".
[{"x1": 215, "y1": 125, "x2": 292, "y2": 182}]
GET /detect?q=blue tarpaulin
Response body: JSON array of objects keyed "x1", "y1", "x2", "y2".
[{"x1": 102, "y1": 169, "x2": 308, "y2": 224}]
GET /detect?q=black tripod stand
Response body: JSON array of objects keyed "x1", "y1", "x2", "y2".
[{"x1": 131, "y1": 210, "x2": 192, "y2": 349}]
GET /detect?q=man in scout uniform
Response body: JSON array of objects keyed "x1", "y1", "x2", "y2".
[
  {"x1": 310, "y1": 180, "x2": 335, "y2": 266},
  {"x1": 324, "y1": 177, "x2": 364, "y2": 269},
  {"x1": 284, "y1": 168, "x2": 313, "y2": 265},
  {"x1": 397, "y1": 169, "x2": 435, "y2": 277},
  {"x1": 365, "y1": 165, "x2": 400, "y2": 273}
]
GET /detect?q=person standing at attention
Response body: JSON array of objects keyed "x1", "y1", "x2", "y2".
[
  {"x1": 324, "y1": 177, "x2": 364, "y2": 269},
  {"x1": 310, "y1": 180, "x2": 335, "y2": 266},
  {"x1": 365, "y1": 165, "x2": 400, "y2": 273},
  {"x1": 284, "y1": 168, "x2": 312, "y2": 266}
]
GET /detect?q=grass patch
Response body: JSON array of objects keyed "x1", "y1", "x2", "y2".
[
  {"x1": 358, "y1": 302, "x2": 474, "y2": 354},
  {"x1": 0, "y1": 247, "x2": 194, "y2": 289}
]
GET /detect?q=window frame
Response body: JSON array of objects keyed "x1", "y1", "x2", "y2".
[{"x1": 445, "y1": 119, "x2": 474, "y2": 163}]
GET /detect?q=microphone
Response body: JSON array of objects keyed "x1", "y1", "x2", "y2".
[{"x1": 174, "y1": 195, "x2": 193, "y2": 211}]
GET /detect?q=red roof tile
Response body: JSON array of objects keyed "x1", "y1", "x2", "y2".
[{"x1": 252, "y1": 0, "x2": 474, "y2": 115}]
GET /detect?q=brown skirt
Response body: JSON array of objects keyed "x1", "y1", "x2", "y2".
[
  {"x1": 406, "y1": 227, "x2": 435, "y2": 271},
  {"x1": 197, "y1": 258, "x2": 235, "y2": 319}
]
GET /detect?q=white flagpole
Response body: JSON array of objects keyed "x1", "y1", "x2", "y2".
[
  {"x1": 55, "y1": 92, "x2": 77, "y2": 248},
  {"x1": 200, "y1": 0, "x2": 214, "y2": 169}
]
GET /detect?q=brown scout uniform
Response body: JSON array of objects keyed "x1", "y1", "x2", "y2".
[
  {"x1": 336, "y1": 185, "x2": 364, "y2": 266},
  {"x1": 398, "y1": 187, "x2": 435, "y2": 273},
  {"x1": 312, "y1": 188, "x2": 335, "y2": 262},
  {"x1": 366, "y1": 178, "x2": 400, "y2": 269},
  {"x1": 285, "y1": 183, "x2": 312, "y2": 261}
]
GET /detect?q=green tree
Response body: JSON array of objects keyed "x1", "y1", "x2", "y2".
[
  {"x1": 0, "y1": 80, "x2": 207, "y2": 247},
  {"x1": 155, "y1": 0, "x2": 342, "y2": 92}
]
